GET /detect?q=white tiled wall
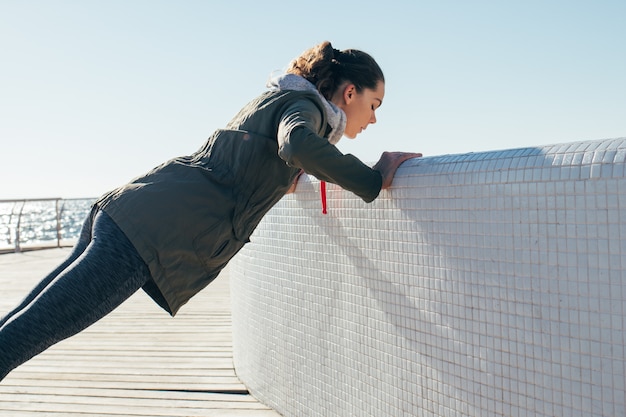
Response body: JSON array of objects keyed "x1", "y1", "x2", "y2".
[{"x1": 229, "y1": 138, "x2": 626, "y2": 417}]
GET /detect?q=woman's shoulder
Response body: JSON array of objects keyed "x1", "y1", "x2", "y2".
[
  {"x1": 227, "y1": 90, "x2": 326, "y2": 132},
  {"x1": 253, "y1": 89, "x2": 324, "y2": 112}
]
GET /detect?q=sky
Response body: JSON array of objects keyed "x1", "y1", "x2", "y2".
[{"x1": 1, "y1": 0, "x2": 624, "y2": 199}]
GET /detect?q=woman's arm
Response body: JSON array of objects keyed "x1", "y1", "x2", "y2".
[{"x1": 276, "y1": 98, "x2": 383, "y2": 202}]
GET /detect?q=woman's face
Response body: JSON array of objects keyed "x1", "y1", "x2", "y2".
[{"x1": 333, "y1": 80, "x2": 385, "y2": 139}]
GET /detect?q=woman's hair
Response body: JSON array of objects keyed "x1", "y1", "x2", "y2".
[{"x1": 286, "y1": 41, "x2": 384, "y2": 100}]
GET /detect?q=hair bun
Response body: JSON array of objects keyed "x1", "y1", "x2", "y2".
[{"x1": 285, "y1": 41, "x2": 383, "y2": 100}]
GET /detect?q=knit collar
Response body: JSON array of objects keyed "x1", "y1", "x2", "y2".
[{"x1": 267, "y1": 73, "x2": 346, "y2": 145}]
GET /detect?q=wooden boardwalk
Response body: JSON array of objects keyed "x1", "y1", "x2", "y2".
[{"x1": 0, "y1": 248, "x2": 281, "y2": 417}]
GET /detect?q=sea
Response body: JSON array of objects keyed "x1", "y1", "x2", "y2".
[{"x1": 0, "y1": 198, "x2": 96, "y2": 253}]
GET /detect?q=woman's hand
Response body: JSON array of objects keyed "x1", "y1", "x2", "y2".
[{"x1": 373, "y1": 151, "x2": 422, "y2": 190}]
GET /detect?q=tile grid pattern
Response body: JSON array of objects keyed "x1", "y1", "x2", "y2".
[{"x1": 230, "y1": 138, "x2": 626, "y2": 417}]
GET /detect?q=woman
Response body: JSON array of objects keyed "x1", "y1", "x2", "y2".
[{"x1": 0, "y1": 41, "x2": 420, "y2": 381}]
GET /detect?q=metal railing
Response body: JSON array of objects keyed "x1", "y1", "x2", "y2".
[{"x1": 0, "y1": 198, "x2": 95, "y2": 254}]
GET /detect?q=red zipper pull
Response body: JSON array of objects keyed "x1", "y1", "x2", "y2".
[{"x1": 321, "y1": 181, "x2": 327, "y2": 214}]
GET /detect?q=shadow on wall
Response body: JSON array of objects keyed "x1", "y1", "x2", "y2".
[
  {"x1": 295, "y1": 141, "x2": 624, "y2": 413},
  {"x1": 296, "y1": 146, "x2": 555, "y2": 330},
  {"x1": 232, "y1": 137, "x2": 626, "y2": 417}
]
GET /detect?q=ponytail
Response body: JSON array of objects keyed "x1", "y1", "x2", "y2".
[{"x1": 286, "y1": 41, "x2": 384, "y2": 100}]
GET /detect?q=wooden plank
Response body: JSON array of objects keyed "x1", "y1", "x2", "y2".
[
  {"x1": 0, "y1": 386, "x2": 261, "y2": 402},
  {"x1": 0, "y1": 248, "x2": 281, "y2": 416}
]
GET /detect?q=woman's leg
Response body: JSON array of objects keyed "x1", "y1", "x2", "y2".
[
  {"x1": 0, "y1": 208, "x2": 95, "y2": 328},
  {"x1": 0, "y1": 211, "x2": 152, "y2": 381}
]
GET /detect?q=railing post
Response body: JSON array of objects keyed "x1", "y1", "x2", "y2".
[
  {"x1": 15, "y1": 200, "x2": 25, "y2": 253},
  {"x1": 6, "y1": 202, "x2": 16, "y2": 247},
  {"x1": 55, "y1": 198, "x2": 62, "y2": 248}
]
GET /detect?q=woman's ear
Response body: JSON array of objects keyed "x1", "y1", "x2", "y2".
[{"x1": 343, "y1": 83, "x2": 357, "y2": 104}]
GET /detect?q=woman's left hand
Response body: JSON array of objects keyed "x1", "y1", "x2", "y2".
[{"x1": 373, "y1": 151, "x2": 422, "y2": 189}]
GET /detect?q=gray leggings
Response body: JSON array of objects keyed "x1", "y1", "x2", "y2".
[{"x1": 0, "y1": 210, "x2": 152, "y2": 381}]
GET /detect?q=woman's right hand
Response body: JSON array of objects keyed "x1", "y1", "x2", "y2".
[{"x1": 373, "y1": 151, "x2": 422, "y2": 190}]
